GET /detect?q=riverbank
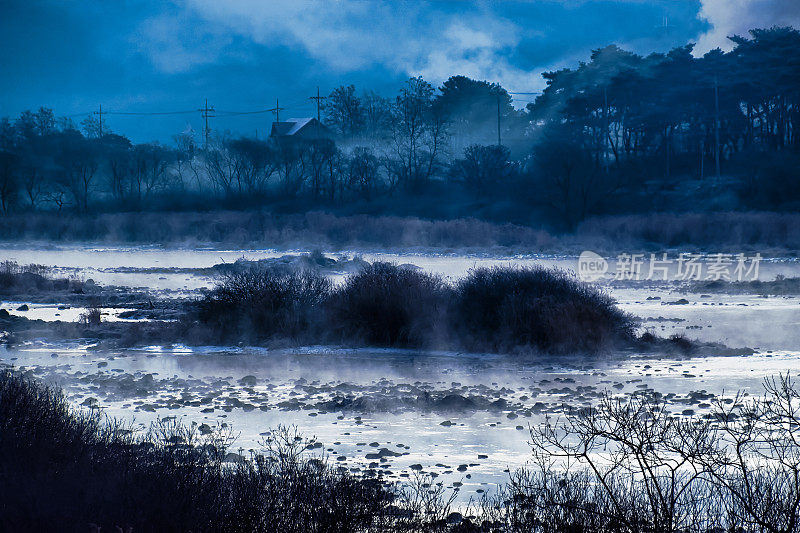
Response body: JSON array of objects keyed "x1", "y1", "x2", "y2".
[{"x1": 1, "y1": 210, "x2": 798, "y2": 255}]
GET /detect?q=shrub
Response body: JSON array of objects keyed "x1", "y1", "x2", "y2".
[
  {"x1": 325, "y1": 262, "x2": 451, "y2": 347},
  {"x1": 195, "y1": 262, "x2": 638, "y2": 354},
  {"x1": 198, "y1": 269, "x2": 331, "y2": 342},
  {"x1": 0, "y1": 369, "x2": 221, "y2": 531},
  {"x1": 476, "y1": 374, "x2": 800, "y2": 532},
  {"x1": 7, "y1": 368, "x2": 800, "y2": 532},
  {"x1": 451, "y1": 266, "x2": 635, "y2": 353},
  {"x1": 0, "y1": 370, "x2": 397, "y2": 532},
  {"x1": 79, "y1": 305, "x2": 102, "y2": 326},
  {"x1": 0, "y1": 260, "x2": 51, "y2": 291}
]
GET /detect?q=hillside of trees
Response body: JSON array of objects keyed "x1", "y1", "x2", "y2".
[{"x1": 0, "y1": 27, "x2": 797, "y2": 231}]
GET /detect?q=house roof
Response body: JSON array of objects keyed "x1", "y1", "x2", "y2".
[
  {"x1": 285, "y1": 118, "x2": 315, "y2": 135},
  {"x1": 271, "y1": 118, "x2": 329, "y2": 137},
  {"x1": 270, "y1": 122, "x2": 295, "y2": 136}
]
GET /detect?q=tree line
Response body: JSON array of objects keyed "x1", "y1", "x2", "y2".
[{"x1": 0, "y1": 27, "x2": 797, "y2": 228}]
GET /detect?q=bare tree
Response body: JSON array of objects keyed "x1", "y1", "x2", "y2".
[
  {"x1": 530, "y1": 392, "x2": 720, "y2": 533},
  {"x1": 0, "y1": 151, "x2": 19, "y2": 213},
  {"x1": 704, "y1": 374, "x2": 800, "y2": 533},
  {"x1": 33, "y1": 107, "x2": 56, "y2": 136},
  {"x1": 347, "y1": 147, "x2": 379, "y2": 200},
  {"x1": 450, "y1": 144, "x2": 514, "y2": 192},
  {"x1": 362, "y1": 90, "x2": 393, "y2": 142},
  {"x1": 55, "y1": 131, "x2": 99, "y2": 212},
  {"x1": 325, "y1": 85, "x2": 365, "y2": 138},
  {"x1": 225, "y1": 138, "x2": 277, "y2": 195},
  {"x1": 391, "y1": 77, "x2": 448, "y2": 191},
  {"x1": 299, "y1": 139, "x2": 336, "y2": 200},
  {"x1": 131, "y1": 143, "x2": 174, "y2": 201}
]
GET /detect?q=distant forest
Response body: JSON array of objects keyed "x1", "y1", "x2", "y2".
[{"x1": 0, "y1": 27, "x2": 797, "y2": 230}]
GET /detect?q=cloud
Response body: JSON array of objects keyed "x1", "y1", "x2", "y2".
[
  {"x1": 694, "y1": 0, "x2": 800, "y2": 54},
  {"x1": 4, "y1": 0, "x2": 754, "y2": 140},
  {"x1": 417, "y1": 20, "x2": 543, "y2": 92},
  {"x1": 133, "y1": 11, "x2": 235, "y2": 73},
  {"x1": 171, "y1": 0, "x2": 421, "y2": 72},
  {"x1": 138, "y1": 0, "x2": 544, "y2": 91},
  {"x1": 149, "y1": 0, "x2": 712, "y2": 96}
]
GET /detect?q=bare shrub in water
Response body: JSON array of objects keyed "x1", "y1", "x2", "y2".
[
  {"x1": 451, "y1": 266, "x2": 636, "y2": 353},
  {"x1": 0, "y1": 260, "x2": 53, "y2": 291},
  {"x1": 196, "y1": 262, "x2": 638, "y2": 353},
  {"x1": 198, "y1": 268, "x2": 331, "y2": 342},
  {"x1": 325, "y1": 262, "x2": 451, "y2": 347},
  {"x1": 79, "y1": 303, "x2": 102, "y2": 326}
]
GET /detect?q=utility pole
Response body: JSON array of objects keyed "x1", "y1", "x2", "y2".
[
  {"x1": 714, "y1": 76, "x2": 721, "y2": 179},
  {"x1": 93, "y1": 104, "x2": 105, "y2": 137},
  {"x1": 197, "y1": 99, "x2": 215, "y2": 150},
  {"x1": 309, "y1": 86, "x2": 326, "y2": 122},
  {"x1": 268, "y1": 98, "x2": 285, "y2": 124},
  {"x1": 309, "y1": 87, "x2": 327, "y2": 141},
  {"x1": 496, "y1": 94, "x2": 501, "y2": 146}
]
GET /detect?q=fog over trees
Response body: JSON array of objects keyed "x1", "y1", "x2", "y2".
[{"x1": 0, "y1": 27, "x2": 797, "y2": 229}]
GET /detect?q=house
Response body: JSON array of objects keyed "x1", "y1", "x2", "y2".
[{"x1": 269, "y1": 118, "x2": 332, "y2": 140}]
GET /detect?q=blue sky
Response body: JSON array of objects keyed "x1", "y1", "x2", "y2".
[{"x1": 1, "y1": 0, "x2": 798, "y2": 143}]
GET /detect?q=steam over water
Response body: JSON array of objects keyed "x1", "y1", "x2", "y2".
[{"x1": 2, "y1": 244, "x2": 800, "y2": 503}]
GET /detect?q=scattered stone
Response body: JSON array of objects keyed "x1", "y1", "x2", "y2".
[
  {"x1": 238, "y1": 375, "x2": 257, "y2": 387},
  {"x1": 664, "y1": 298, "x2": 690, "y2": 305}
]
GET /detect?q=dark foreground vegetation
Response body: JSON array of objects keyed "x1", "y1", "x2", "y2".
[
  {"x1": 196, "y1": 263, "x2": 637, "y2": 354},
  {"x1": 1, "y1": 28, "x2": 798, "y2": 235},
  {"x1": 0, "y1": 370, "x2": 397, "y2": 533},
  {"x1": 3, "y1": 370, "x2": 800, "y2": 532},
  {"x1": 492, "y1": 374, "x2": 800, "y2": 532}
]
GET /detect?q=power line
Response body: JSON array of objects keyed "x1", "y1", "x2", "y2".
[
  {"x1": 33, "y1": 89, "x2": 542, "y2": 123},
  {"x1": 105, "y1": 110, "x2": 197, "y2": 116},
  {"x1": 215, "y1": 109, "x2": 274, "y2": 116},
  {"x1": 50, "y1": 101, "x2": 316, "y2": 122}
]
